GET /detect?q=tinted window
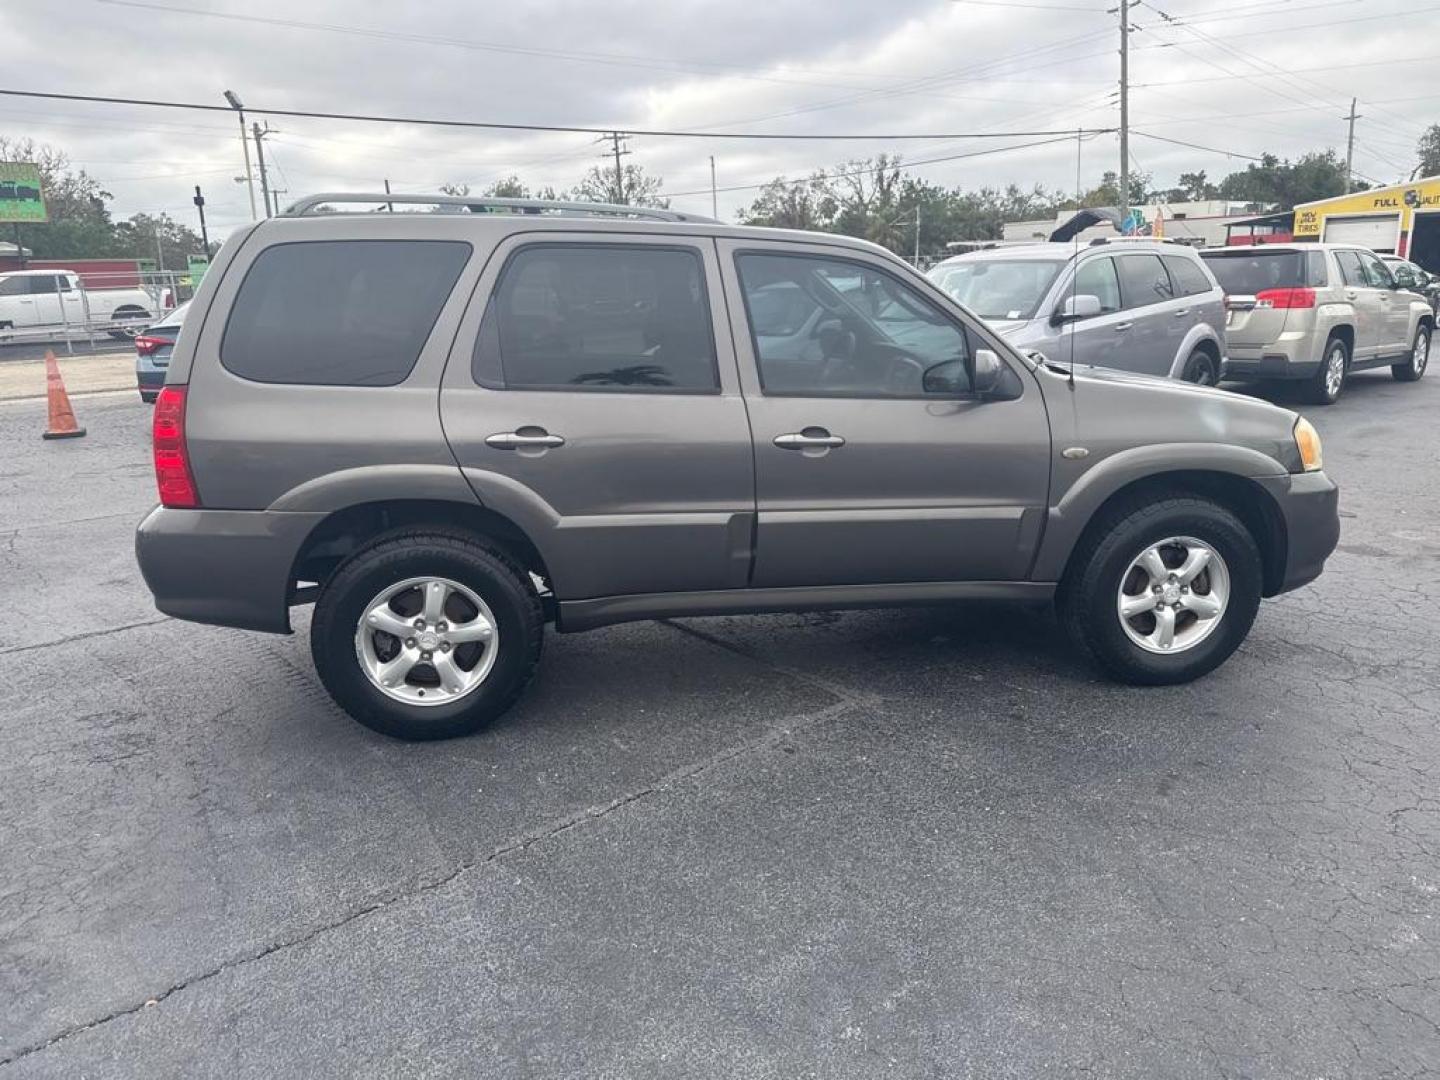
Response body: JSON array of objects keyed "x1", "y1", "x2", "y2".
[
  {"x1": 736, "y1": 253, "x2": 971, "y2": 398},
  {"x1": 1073, "y1": 256, "x2": 1121, "y2": 313},
  {"x1": 27, "y1": 276, "x2": 58, "y2": 295},
  {"x1": 1333, "y1": 250, "x2": 1367, "y2": 288},
  {"x1": 1115, "y1": 254, "x2": 1174, "y2": 308},
  {"x1": 1306, "y1": 250, "x2": 1330, "y2": 287},
  {"x1": 0, "y1": 277, "x2": 29, "y2": 297},
  {"x1": 1161, "y1": 255, "x2": 1213, "y2": 297},
  {"x1": 473, "y1": 245, "x2": 718, "y2": 392},
  {"x1": 1202, "y1": 250, "x2": 1306, "y2": 293},
  {"x1": 222, "y1": 240, "x2": 470, "y2": 386}
]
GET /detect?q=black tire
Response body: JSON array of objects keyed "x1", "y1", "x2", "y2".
[
  {"x1": 1058, "y1": 496, "x2": 1263, "y2": 686},
  {"x1": 1392, "y1": 323, "x2": 1431, "y2": 382},
  {"x1": 1302, "y1": 335, "x2": 1348, "y2": 405},
  {"x1": 310, "y1": 530, "x2": 544, "y2": 741},
  {"x1": 1181, "y1": 347, "x2": 1219, "y2": 386}
]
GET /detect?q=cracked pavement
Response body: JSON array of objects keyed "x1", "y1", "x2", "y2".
[{"x1": 1, "y1": 371, "x2": 1437, "y2": 1078}]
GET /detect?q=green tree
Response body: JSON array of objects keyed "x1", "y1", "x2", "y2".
[
  {"x1": 1216, "y1": 150, "x2": 1354, "y2": 208},
  {"x1": 738, "y1": 173, "x2": 836, "y2": 231},
  {"x1": 1416, "y1": 124, "x2": 1440, "y2": 178},
  {"x1": 572, "y1": 163, "x2": 667, "y2": 208},
  {"x1": 110, "y1": 212, "x2": 205, "y2": 272}
]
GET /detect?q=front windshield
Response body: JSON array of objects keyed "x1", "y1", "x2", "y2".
[{"x1": 928, "y1": 259, "x2": 1065, "y2": 321}]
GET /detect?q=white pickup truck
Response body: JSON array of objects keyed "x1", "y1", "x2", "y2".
[{"x1": 0, "y1": 269, "x2": 169, "y2": 340}]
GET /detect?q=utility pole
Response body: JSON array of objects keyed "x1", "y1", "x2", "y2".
[
  {"x1": 709, "y1": 155, "x2": 718, "y2": 218},
  {"x1": 193, "y1": 185, "x2": 210, "y2": 256},
  {"x1": 1343, "y1": 97, "x2": 1361, "y2": 193},
  {"x1": 1118, "y1": 0, "x2": 1130, "y2": 227},
  {"x1": 384, "y1": 177, "x2": 394, "y2": 212},
  {"x1": 224, "y1": 90, "x2": 257, "y2": 222},
  {"x1": 599, "y1": 132, "x2": 630, "y2": 204},
  {"x1": 252, "y1": 122, "x2": 274, "y2": 218},
  {"x1": 914, "y1": 203, "x2": 921, "y2": 265}
]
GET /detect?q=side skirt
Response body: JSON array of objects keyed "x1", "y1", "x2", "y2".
[{"x1": 556, "y1": 581, "x2": 1056, "y2": 633}]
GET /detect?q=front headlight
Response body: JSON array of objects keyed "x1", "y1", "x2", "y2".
[{"x1": 1293, "y1": 416, "x2": 1323, "y2": 472}]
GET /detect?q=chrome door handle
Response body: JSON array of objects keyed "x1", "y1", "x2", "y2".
[
  {"x1": 1113, "y1": 322, "x2": 1132, "y2": 331},
  {"x1": 485, "y1": 430, "x2": 565, "y2": 449},
  {"x1": 774, "y1": 431, "x2": 845, "y2": 450},
  {"x1": 1174, "y1": 309, "x2": 1190, "y2": 317},
  {"x1": 1345, "y1": 291, "x2": 1358, "y2": 300}
]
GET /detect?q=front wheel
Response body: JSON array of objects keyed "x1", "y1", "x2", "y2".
[
  {"x1": 1058, "y1": 497, "x2": 1263, "y2": 685},
  {"x1": 1392, "y1": 324, "x2": 1430, "y2": 382},
  {"x1": 310, "y1": 531, "x2": 544, "y2": 740}
]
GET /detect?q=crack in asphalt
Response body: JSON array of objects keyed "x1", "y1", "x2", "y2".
[
  {"x1": 0, "y1": 617, "x2": 170, "y2": 657},
  {"x1": 0, "y1": 692, "x2": 862, "y2": 1068}
]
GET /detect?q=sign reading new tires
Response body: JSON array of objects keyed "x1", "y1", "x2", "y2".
[{"x1": 0, "y1": 161, "x2": 48, "y2": 223}]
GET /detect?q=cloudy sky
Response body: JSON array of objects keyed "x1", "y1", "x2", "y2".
[{"x1": 3, "y1": 0, "x2": 1437, "y2": 236}]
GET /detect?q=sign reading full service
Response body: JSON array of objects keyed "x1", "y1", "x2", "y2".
[{"x1": 0, "y1": 161, "x2": 48, "y2": 223}]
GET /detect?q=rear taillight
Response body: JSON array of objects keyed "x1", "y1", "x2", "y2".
[
  {"x1": 152, "y1": 385, "x2": 199, "y2": 508},
  {"x1": 135, "y1": 334, "x2": 166, "y2": 356},
  {"x1": 1255, "y1": 287, "x2": 1316, "y2": 309}
]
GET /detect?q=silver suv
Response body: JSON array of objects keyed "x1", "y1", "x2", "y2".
[
  {"x1": 1201, "y1": 243, "x2": 1433, "y2": 405},
  {"x1": 928, "y1": 240, "x2": 1227, "y2": 385},
  {"x1": 135, "y1": 194, "x2": 1339, "y2": 740}
]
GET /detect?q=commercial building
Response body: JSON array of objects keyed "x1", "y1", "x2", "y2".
[{"x1": 1292, "y1": 176, "x2": 1440, "y2": 271}]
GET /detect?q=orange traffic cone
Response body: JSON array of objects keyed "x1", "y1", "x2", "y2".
[{"x1": 41, "y1": 350, "x2": 86, "y2": 440}]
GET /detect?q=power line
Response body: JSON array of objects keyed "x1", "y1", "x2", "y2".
[
  {"x1": 1131, "y1": 131, "x2": 1265, "y2": 161},
  {"x1": 0, "y1": 88, "x2": 1113, "y2": 141},
  {"x1": 660, "y1": 133, "x2": 1099, "y2": 199},
  {"x1": 951, "y1": 0, "x2": 1105, "y2": 9}
]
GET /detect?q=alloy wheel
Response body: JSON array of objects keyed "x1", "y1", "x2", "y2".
[
  {"x1": 354, "y1": 576, "x2": 498, "y2": 706},
  {"x1": 1116, "y1": 537, "x2": 1230, "y2": 655}
]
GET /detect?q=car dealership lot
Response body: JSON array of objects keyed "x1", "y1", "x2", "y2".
[{"x1": 1, "y1": 377, "x2": 1437, "y2": 1077}]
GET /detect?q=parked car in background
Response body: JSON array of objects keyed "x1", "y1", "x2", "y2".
[
  {"x1": 1379, "y1": 254, "x2": 1439, "y2": 312},
  {"x1": 0, "y1": 269, "x2": 168, "y2": 340},
  {"x1": 134, "y1": 302, "x2": 190, "y2": 403},
  {"x1": 136, "y1": 192, "x2": 1338, "y2": 741},
  {"x1": 927, "y1": 239, "x2": 1227, "y2": 384},
  {"x1": 1201, "y1": 244, "x2": 1433, "y2": 404}
]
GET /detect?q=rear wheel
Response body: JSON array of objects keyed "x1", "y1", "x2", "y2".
[
  {"x1": 1058, "y1": 496, "x2": 1263, "y2": 685},
  {"x1": 1392, "y1": 324, "x2": 1430, "y2": 382},
  {"x1": 1302, "y1": 336, "x2": 1348, "y2": 405},
  {"x1": 108, "y1": 307, "x2": 150, "y2": 340},
  {"x1": 1181, "y1": 347, "x2": 1220, "y2": 386},
  {"x1": 310, "y1": 531, "x2": 544, "y2": 740}
]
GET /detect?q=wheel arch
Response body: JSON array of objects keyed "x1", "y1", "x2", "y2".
[
  {"x1": 289, "y1": 498, "x2": 553, "y2": 607},
  {"x1": 1326, "y1": 322, "x2": 1355, "y2": 353},
  {"x1": 1039, "y1": 467, "x2": 1289, "y2": 597}
]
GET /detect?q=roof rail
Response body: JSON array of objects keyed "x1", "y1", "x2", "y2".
[{"x1": 281, "y1": 192, "x2": 715, "y2": 223}]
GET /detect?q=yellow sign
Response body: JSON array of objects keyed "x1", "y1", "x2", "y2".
[{"x1": 1293, "y1": 176, "x2": 1440, "y2": 240}]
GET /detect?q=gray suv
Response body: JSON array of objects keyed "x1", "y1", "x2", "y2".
[
  {"x1": 1201, "y1": 243, "x2": 1433, "y2": 405},
  {"x1": 928, "y1": 240, "x2": 1227, "y2": 385},
  {"x1": 136, "y1": 194, "x2": 1339, "y2": 740}
]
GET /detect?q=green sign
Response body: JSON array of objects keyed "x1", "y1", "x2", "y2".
[
  {"x1": 187, "y1": 255, "x2": 210, "y2": 283},
  {"x1": 0, "y1": 161, "x2": 47, "y2": 223}
]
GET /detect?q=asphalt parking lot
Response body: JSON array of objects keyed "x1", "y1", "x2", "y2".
[{"x1": 2, "y1": 373, "x2": 1438, "y2": 1078}]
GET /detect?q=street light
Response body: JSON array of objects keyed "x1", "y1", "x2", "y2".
[{"x1": 224, "y1": 89, "x2": 258, "y2": 222}]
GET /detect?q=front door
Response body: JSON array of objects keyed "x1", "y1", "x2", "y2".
[
  {"x1": 1360, "y1": 251, "x2": 1412, "y2": 353},
  {"x1": 1334, "y1": 249, "x2": 1384, "y2": 360},
  {"x1": 1058, "y1": 253, "x2": 1129, "y2": 371},
  {"x1": 440, "y1": 234, "x2": 755, "y2": 601},
  {"x1": 718, "y1": 241, "x2": 1051, "y2": 588}
]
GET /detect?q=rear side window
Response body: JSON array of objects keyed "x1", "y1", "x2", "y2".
[
  {"x1": 1162, "y1": 255, "x2": 1213, "y2": 297},
  {"x1": 1333, "y1": 250, "x2": 1367, "y2": 288},
  {"x1": 1115, "y1": 254, "x2": 1174, "y2": 308},
  {"x1": 1306, "y1": 250, "x2": 1329, "y2": 287},
  {"x1": 472, "y1": 244, "x2": 719, "y2": 393},
  {"x1": 1202, "y1": 250, "x2": 1305, "y2": 294},
  {"x1": 222, "y1": 240, "x2": 470, "y2": 386}
]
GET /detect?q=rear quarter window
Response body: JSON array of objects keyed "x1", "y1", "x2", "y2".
[
  {"x1": 1161, "y1": 254, "x2": 1215, "y2": 297},
  {"x1": 221, "y1": 240, "x2": 470, "y2": 386}
]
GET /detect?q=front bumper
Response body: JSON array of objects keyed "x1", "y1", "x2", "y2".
[
  {"x1": 135, "y1": 506, "x2": 326, "y2": 633},
  {"x1": 1254, "y1": 470, "x2": 1340, "y2": 594}
]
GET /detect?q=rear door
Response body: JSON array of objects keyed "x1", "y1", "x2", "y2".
[
  {"x1": 1334, "y1": 249, "x2": 1384, "y2": 359},
  {"x1": 1112, "y1": 252, "x2": 1181, "y2": 376},
  {"x1": 440, "y1": 234, "x2": 755, "y2": 600},
  {"x1": 718, "y1": 240, "x2": 1050, "y2": 587}
]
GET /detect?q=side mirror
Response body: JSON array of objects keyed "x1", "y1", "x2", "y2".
[
  {"x1": 1053, "y1": 294, "x2": 1103, "y2": 324},
  {"x1": 972, "y1": 348, "x2": 1003, "y2": 396}
]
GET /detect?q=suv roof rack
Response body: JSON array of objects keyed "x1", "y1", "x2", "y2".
[{"x1": 281, "y1": 192, "x2": 716, "y2": 224}]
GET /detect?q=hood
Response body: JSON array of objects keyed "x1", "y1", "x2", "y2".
[{"x1": 987, "y1": 318, "x2": 1030, "y2": 339}]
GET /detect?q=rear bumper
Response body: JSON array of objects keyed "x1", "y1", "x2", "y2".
[
  {"x1": 1224, "y1": 336, "x2": 1320, "y2": 380},
  {"x1": 135, "y1": 506, "x2": 326, "y2": 633},
  {"x1": 1254, "y1": 470, "x2": 1340, "y2": 594}
]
